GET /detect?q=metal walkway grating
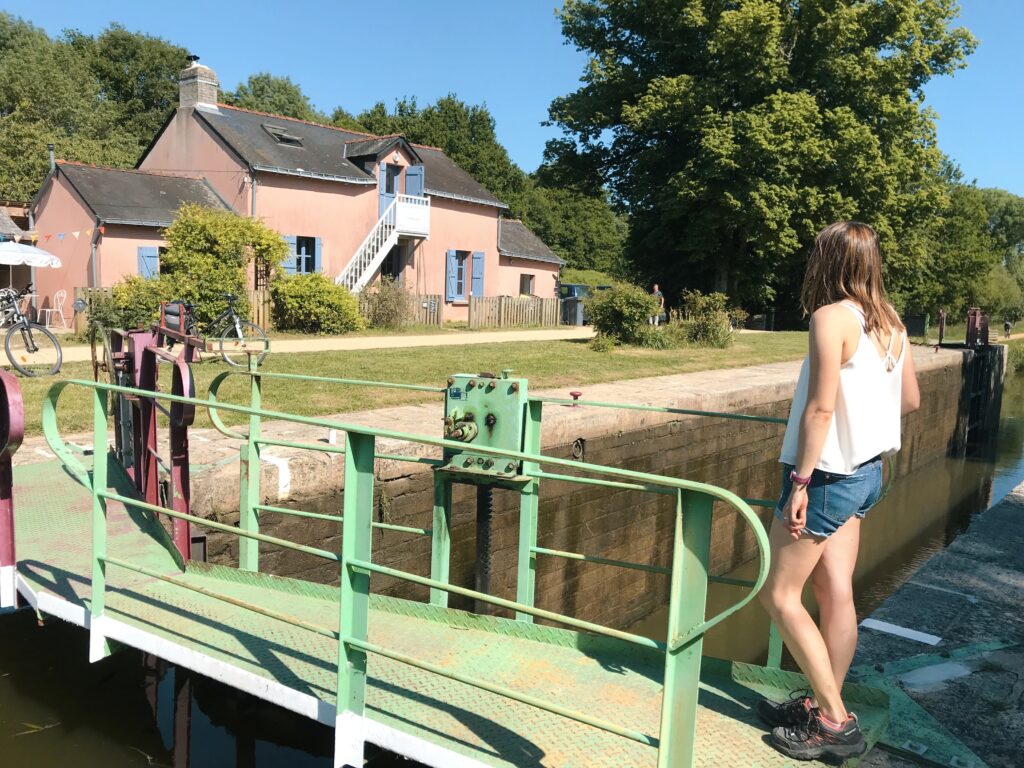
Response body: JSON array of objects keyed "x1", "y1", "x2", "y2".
[{"x1": 12, "y1": 460, "x2": 888, "y2": 767}]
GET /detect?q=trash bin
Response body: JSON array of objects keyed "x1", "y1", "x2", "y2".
[{"x1": 561, "y1": 297, "x2": 585, "y2": 326}]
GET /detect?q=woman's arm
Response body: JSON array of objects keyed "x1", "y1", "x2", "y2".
[
  {"x1": 901, "y1": 339, "x2": 920, "y2": 415},
  {"x1": 784, "y1": 306, "x2": 850, "y2": 537}
]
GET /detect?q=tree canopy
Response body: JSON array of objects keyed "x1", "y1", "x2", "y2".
[
  {"x1": 223, "y1": 73, "x2": 324, "y2": 122},
  {"x1": 548, "y1": 0, "x2": 978, "y2": 312}
]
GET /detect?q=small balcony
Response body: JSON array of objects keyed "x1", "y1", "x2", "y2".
[{"x1": 394, "y1": 194, "x2": 430, "y2": 238}]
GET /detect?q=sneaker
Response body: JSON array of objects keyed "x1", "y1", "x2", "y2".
[
  {"x1": 770, "y1": 709, "x2": 866, "y2": 761},
  {"x1": 756, "y1": 690, "x2": 812, "y2": 728}
]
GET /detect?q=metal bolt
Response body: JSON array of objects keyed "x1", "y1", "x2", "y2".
[
  {"x1": 476, "y1": 457, "x2": 484, "y2": 465},
  {"x1": 570, "y1": 390, "x2": 583, "y2": 406},
  {"x1": 486, "y1": 380, "x2": 496, "y2": 391},
  {"x1": 463, "y1": 458, "x2": 473, "y2": 467},
  {"x1": 447, "y1": 377, "x2": 455, "y2": 387},
  {"x1": 505, "y1": 463, "x2": 515, "y2": 473},
  {"x1": 483, "y1": 459, "x2": 494, "y2": 469},
  {"x1": 501, "y1": 368, "x2": 513, "y2": 379},
  {"x1": 511, "y1": 383, "x2": 520, "y2": 393},
  {"x1": 467, "y1": 380, "x2": 476, "y2": 389}
]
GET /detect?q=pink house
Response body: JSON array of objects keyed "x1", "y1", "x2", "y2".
[{"x1": 30, "y1": 58, "x2": 562, "y2": 323}]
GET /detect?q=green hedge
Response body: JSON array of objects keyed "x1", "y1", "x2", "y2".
[{"x1": 271, "y1": 273, "x2": 364, "y2": 335}]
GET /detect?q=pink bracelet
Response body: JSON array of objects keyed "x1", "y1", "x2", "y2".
[{"x1": 789, "y1": 470, "x2": 812, "y2": 487}]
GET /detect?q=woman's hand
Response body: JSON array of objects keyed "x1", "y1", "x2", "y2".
[{"x1": 783, "y1": 485, "x2": 808, "y2": 540}]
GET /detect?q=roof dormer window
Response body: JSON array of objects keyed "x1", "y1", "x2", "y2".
[{"x1": 262, "y1": 124, "x2": 303, "y2": 147}]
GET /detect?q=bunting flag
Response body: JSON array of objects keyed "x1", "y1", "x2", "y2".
[
  {"x1": 98, "y1": 225, "x2": 106, "y2": 235},
  {"x1": 31, "y1": 234, "x2": 38, "y2": 244},
  {"x1": 71, "y1": 231, "x2": 80, "y2": 240},
  {"x1": 84, "y1": 228, "x2": 93, "y2": 237},
  {"x1": 44, "y1": 234, "x2": 52, "y2": 242},
  {"x1": 57, "y1": 233, "x2": 65, "y2": 241}
]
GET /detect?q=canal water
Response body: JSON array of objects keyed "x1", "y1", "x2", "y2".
[{"x1": 2, "y1": 376, "x2": 1022, "y2": 767}]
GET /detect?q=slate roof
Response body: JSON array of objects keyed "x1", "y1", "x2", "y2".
[
  {"x1": 498, "y1": 219, "x2": 564, "y2": 265},
  {"x1": 194, "y1": 106, "x2": 372, "y2": 184},
  {"x1": 343, "y1": 135, "x2": 420, "y2": 162},
  {"x1": 182, "y1": 105, "x2": 506, "y2": 208},
  {"x1": 58, "y1": 163, "x2": 231, "y2": 226}
]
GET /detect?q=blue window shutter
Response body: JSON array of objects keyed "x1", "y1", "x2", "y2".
[
  {"x1": 283, "y1": 235, "x2": 297, "y2": 275},
  {"x1": 314, "y1": 237, "x2": 323, "y2": 272},
  {"x1": 471, "y1": 251, "x2": 485, "y2": 297},
  {"x1": 137, "y1": 246, "x2": 159, "y2": 278},
  {"x1": 405, "y1": 165, "x2": 425, "y2": 197},
  {"x1": 445, "y1": 249, "x2": 457, "y2": 301},
  {"x1": 379, "y1": 161, "x2": 387, "y2": 192}
]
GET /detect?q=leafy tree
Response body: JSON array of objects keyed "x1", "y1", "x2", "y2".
[
  {"x1": 900, "y1": 183, "x2": 1002, "y2": 317},
  {"x1": 548, "y1": 0, "x2": 976, "y2": 309},
  {"x1": 329, "y1": 106, "x2": 366, "y2": 133},
  {"x1": 224, "y1": 73, "x2": 325, "y2": 122},
  {"x1": 64, "y1": 24, "x2": 190, "y2": 144},
  {"x1": 0, "y1": 15, "x2": 138, "y2": 199},
  {"x1": 159, "y1": 204, "x2": 289, "y2": 325}
]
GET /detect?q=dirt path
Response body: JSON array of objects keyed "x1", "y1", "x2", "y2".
[{"x1": 55, "y1": 326, "x2": 595, "y2": 363}]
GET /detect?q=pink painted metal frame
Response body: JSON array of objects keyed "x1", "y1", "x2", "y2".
[{"x1": 0, "y1": 370, "x2": 24, "y2": 609}]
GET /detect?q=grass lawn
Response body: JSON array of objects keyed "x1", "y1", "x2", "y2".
[{"x1": 16, "y1": 332, "x2": 808, "y2": 438}]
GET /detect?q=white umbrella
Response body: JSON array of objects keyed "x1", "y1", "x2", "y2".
[{"x1": 0, "y1": 241, "x2": 62, "y2": 268}]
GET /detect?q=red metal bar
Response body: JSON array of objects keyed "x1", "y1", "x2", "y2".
[
  {"x1": 139, "y1": 345, "x2": 196, "y2": 561},
  {"x1": 0, "y1": 370, "x2": 24, "y2": 609}
]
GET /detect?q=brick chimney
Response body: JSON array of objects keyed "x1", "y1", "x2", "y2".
[{"x1": 179, "y1": 55, "x2": 219, "y2": 108}]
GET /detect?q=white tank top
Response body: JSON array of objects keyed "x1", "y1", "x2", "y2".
[{"x1": 780, "y1": 302, "x2": 906, "y2": 475}]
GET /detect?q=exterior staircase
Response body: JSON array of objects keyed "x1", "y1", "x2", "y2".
[{"x1": 336, "y1": 194, "x2": 430, "y2": 293}]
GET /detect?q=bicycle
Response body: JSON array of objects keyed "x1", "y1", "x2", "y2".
[
  {"x1": 0, "y1": 284, "x2": 62, "y2": 376},
  {"x1": 182, "y1": 293, "x2": 269, "y2": 368}
]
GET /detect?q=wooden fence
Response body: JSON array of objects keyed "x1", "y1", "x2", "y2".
[
  {"x1": 72, "y1": 286, "x2": 114, "y2": 334},
  {"x1": 248, "y1": 289, "x2": 272, "y2": 329},
  {"x1": 468, "y1": 296, "x2": 560, "y2": 330},
  {"x1": 358, "y1": 292, "x2": 443, "y2": 327}
]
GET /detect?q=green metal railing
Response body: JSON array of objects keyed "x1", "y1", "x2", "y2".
[
  {"x1": 42, "y1": 370, "x2": 770, "y2": 768},
  {"x1": 529, "y1": 393, "x2": 788, "y2": 666}
]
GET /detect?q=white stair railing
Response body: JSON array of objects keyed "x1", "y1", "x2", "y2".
[{"x1": 336, "y1": 200, "x2": 399, "y2": 293}]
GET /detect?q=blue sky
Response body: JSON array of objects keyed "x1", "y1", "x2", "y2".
[{"x1": 7, "y1": 1, "x2": 1021, "y2": 195}]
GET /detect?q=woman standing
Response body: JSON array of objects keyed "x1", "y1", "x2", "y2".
[{"x1": 758, "y1": 222, "x2": 920, "y2": 761}]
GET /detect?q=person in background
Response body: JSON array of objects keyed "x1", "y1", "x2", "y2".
[
  {"x1": 758, "y1": 222, "x2": 920, "y2": 762},
  {"x1": 1005, "y1": 319, "x2": 1012, "y2": 339},
  {"x1": 649, "y1": 283, "x2": 664, "y2": 326}
]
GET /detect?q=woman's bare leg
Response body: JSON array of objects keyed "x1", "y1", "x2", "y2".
[
  {"x1": 759, "y1": 518, "x2": 848, "y2": 723},
  {"x1": 812, "y1": 517, "x2": 862, "y2": 694}
]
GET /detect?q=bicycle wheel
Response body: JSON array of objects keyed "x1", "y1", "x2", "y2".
[
  {"x1": 6, "y1": 322, "x2": 62, "y2": 376},
  {"x1": 219, "y1": 320, "x2": 269, "y2": 368}
]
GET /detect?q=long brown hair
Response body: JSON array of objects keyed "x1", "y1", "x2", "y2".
[{"x1": 800, "y1": 221, "x2": 902, "y2": 334}]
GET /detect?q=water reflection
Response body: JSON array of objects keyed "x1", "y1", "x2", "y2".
[{"x1": 631, "y1": 374, "x2": 1024, "y2": 663}]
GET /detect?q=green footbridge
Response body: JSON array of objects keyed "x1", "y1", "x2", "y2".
[{"x1": 0, "y1": 357, "x2": 982, "y2": 767}]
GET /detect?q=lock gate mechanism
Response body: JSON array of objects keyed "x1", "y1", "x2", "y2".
[{"x1": 441, "y1": 369, "x2": 528, "y2": 479}]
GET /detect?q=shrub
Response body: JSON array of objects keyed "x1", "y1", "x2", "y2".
[
  {"x1": 727, "y1": 306, "x2": 749, "y2": 330},
  {"x1": 680, "y1": 288, "x2": 728, "y2": 320},
  {"x1": 112, "y1": 276, "x2": 172, "y2": 329},
  {"x1": 686, "y1": 315, "x2": 733, "y2": 347},
  {"x1": 589, "y1": 334, "x2": 616, "y2": 352},
  {"x1": 584, "y1": 284, "x2": 658, "y2": 345},
  {"x1": 272, "y1": 273, "x2": 364, "y2": 335},
  {"x1": 161, "y1": 204, "x2": 289, "y2": 326},
  {"x1": 1008, "y1": 343, "x2": 1024, "y2": 375},
  {"x1": 679, "y1": 289, "x2": 734, "y2": 348},
  {"x1": 359, "y1": 276, "x2": 412, "y2": 328},
  {"x1": 633, "y1": 325, "x2": 668, "y2": 349}
]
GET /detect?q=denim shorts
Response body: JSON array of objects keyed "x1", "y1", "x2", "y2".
[{"x1": 774, "y1": 458, "x2": 883, "y2": 538}]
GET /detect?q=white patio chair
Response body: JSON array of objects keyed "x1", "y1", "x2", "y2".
[{"x1": 39, "y1": 289, "x2": 69, "y2": 329}]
